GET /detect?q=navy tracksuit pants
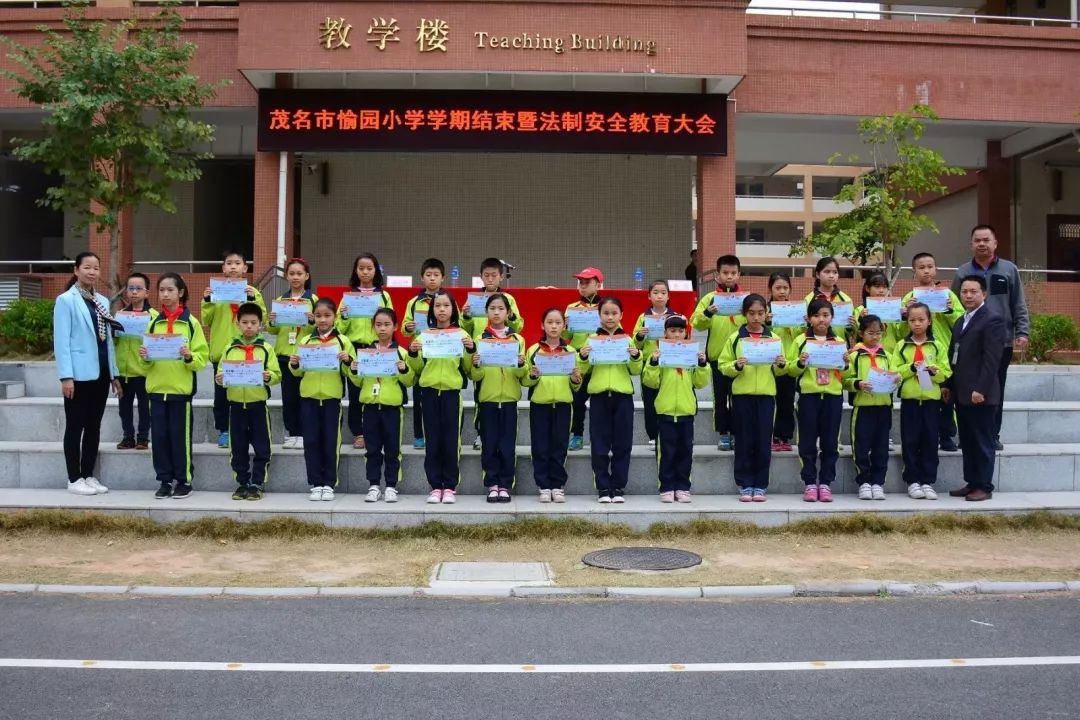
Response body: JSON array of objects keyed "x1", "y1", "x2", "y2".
[
  {"x1": 412, "y1": 387, "x2": 424, "y2": 440},
  {"x1": 773, "y1": 375, "x2": 797, "y2": 442},
  {"x1": 277, "y1": 355, "x2": 302, "y2": 437},
  {"x1": 478, "y1": 401, "x2": 517, "y2": 490},
  {"x1": 657, "y1": 415, "x2": 694, "y2": 493},
  {"x1": 211, "y1": 361, "x2": 229, "y2": 433},
  {"x1": 149, "y1": 394, "x2": 194, "y2": 486},
  {"x1": 300, "y1": 398, "x2": 341, "y2": 487},
  {"x1": 363, "y1": 404, "x2": 403, "y2": 488},
  {"x1": 346, "y1": 379, "x2": 365, "y2": 438},
  {"x1": 642, "y1": 384, "x2": 659, "y2": 441},
  {"x1": 229, "y1": 401, "x2": 271, "y2": 487},
  {"x1": 901, "y1": 399, "x2": 941, "y2": 486},
  {"x1": 590, "y1": 391, "x2": 633, "y2": 496},
  {"x1": 530, "y1": 402, "x2": 571, "y2": 489},
  {"x1": 851, "y1": 404, "x2": 891, "y2": 487},
  {"x1": 797, "y1": 393, "x2": 842, "y2": 486},
  {"x1": 420, "y1": 387, "x2": 462, "y2": 490},
  {"x1": 570, "y1": 385, "x2": 588, "y2": 437},
  {"x1": 732, "y1": 395, "x2": 775, "y2": 490},
  {"x1": 118, "y1": 376, "x2": 150, "y2": 442},
  {"x1": 957, "y1": 404, "x2": 997, "y2": 492},
  {"x1": 710, "y1": 362, "x2": 733, "y2": 435}
]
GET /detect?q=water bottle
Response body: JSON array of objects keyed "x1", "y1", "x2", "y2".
[
  {"x1": 633, "y1": 267, "x2": 645, "y2": 291},
  {"x1": 450, "y1": 264, "x2": 460, "y2": 288}
]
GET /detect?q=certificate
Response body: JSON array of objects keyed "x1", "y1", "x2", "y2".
[
  {"x1": 913, "y1": 287, "x2": 950, "y2": 313},
  {"x1": 297, "y1": 344, "x2": 340, "y2": 371},
  {"x1": 642, "y1": 315, "x2": 667, "y2": 340},
  {"x1": 533, "y1": 351, "x2": 576, "y2": 376},
  {"x1": 711, "y1": 292, "x2": 748, "y2": 317},
  {"x1": 209, "y1": 278, "x2": 248, "y2": 304},
  {"x1": 566, "y1": 308, "x2": 598, "y2": 334},
  {"x1": 865, "y1": 297, "x2": 902, "y2": 323},
  {"x1": 658, "y1": 340, "x2": 699, "y2": 369},
  {"x1": 770, "y1": 301, "x2": 806, "y2": 328},
  {"x1": 271, "y1": 299, "x2": 310, "y2": 327},
  {"x1": 865, "y1": 367, "x2": 900, "y2": 394},
  {"x1": 115, "y1": 311, "x2": 151, "y2": 338},
  {"x1": 355, "y1": 348, "x2": 401, "y2": 377},
  {"x1": 804, "y1": 340, "x2": 848, "y2": 369},
  {"x1": 588, "y1": 335, "x2": 631, "y2": 365},
  {"x1": 411, "y1": 311, "x2": 428, "y2": 334},
  {"x1": 466, "y1": 293, "x2": 491, "y2": 316},
  {"x1": 477, "y1": 338, "x2": 520, "y2": 368},
  {"x1": 144, "y1": 333, "x2": 185, "y2": 361},
  {"x1": 421, "y1": 329, "x2": 464, "y2": 359},
  {"x1": 341, "y1": 291, "x2": 382, "y2": 318},
  {"x1": 830, "y1": 302, "x2": 854, "y2": 328},
  {"x1": 742, "y1": 336, "x2": 783, "y2": 366},
  {"x1": 221, "y1": 360, "x2": 264, "y2": 387}
]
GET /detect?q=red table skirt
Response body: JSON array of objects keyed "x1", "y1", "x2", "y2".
[{"x1": 316, "y1": 286, "x2": 699, "y2": 345}]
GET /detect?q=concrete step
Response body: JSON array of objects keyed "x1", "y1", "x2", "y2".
[
  {"x1": 1, "y1": 397, "x2": 1078, "y2": 446},
  {"x1": 2, "y1": 441, "x2": 1077, "y2": 496},
  {"x1": 0, "y1": 381, "x2": 24, "y2": 399},
  {"x1": 2, "y1": 488, "x2": 1078, "y2": 529}
]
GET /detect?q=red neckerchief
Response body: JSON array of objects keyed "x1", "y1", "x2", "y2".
[
  {"x1": 230, "y1": 304, "x2": 239, "y2": 319},
  {"x1": 541, "y1": 339, "x2": 564, "y2": 352},
  {"x1": 316, "y1": 330, "x2": 336, "y2": 344},
  {"x1": 485, "y1": 325, "x2": 509, "y2": 339},
  {"x1": 854, "y1": 343, "x2": 882, "y2": 369},
  {"x1": 912, "y1": 340, "x2": 926, "y2": 364},
  {"x1": 815, "y1": 287, "x2": 842, "y2": 302},
  {"x1": 238, "y1": 343, "x2": 257, "y2": 362},
  {"x1": 161, "y1": 305, "x2": 183, "y2": 334}
]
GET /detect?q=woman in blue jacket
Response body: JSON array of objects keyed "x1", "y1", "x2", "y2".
[{"x1": 53, "y1": 251, "x2": 122, "y2": 496}]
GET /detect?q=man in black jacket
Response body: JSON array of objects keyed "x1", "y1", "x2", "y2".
[{"x1": 949, "y1": 275, "x2": 1007, "y2": 502}]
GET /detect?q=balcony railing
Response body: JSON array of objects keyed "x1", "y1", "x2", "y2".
[{"x1": 748, "y1": 6, "x2": 1080, "y2": 28}]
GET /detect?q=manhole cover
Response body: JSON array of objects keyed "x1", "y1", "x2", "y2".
[{"x1": 582, "y1": 547, "x2": 702, "y2": 571}]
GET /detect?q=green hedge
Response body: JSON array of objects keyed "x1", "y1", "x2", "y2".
[
  {"x1": 1028, "y1": 313, "x2": 1080, "y2": 362},
  {"x1": 0, "y1": 298, "x2": 55, "y2": 355}
]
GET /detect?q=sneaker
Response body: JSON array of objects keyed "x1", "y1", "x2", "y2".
[
  {"x1": 441, "y1": 489, "x2": 456, "y2": 504},
  {"x1": 994, "y1": 438, "x2": 1004, "y2": 452},
  {"x1": 135, "y1": 439, "x2": 149, "y2": 450},
  {"x1": 751, "y1": 489, "x2": 767, "y2": 503},
  {"x1": 232, "y1": 486, "x2": 249, "y2": 501},
  {"x1": 154, "y1": 482, "x2": 172, "y2": 499},
  {"x1": 322, "y1": 487, "x2": 335, "y2": 501},
  {"x1": 116, "y1": 438, "x2": 136, "y2": 450},
  {"x1": 539, "y1": 489, "x2": 552, "y2": 503},
  {"x1": 871, "y1": 485, "x2": 886, "y2": 500},
  {"x1": 818, "y1": 485, "x2": 833, "y2": 502},
  {"x1": 487, "y1": 487, "x2": 501, "y2": 503},
  {"x1": 473, "y1": 437, "x2": 482, "y2": 450},
  {"x1": 940, "y1": 439, "x2": 959, "y2": 452},
  {"x1": 353, "y1": 435, "x2": 365, "y2": 450},
  {"x1": 292, "y1": 436, "x2": 304, "y2": 449},
  {"x1": 365, "y1": 486, "x2": 382, "y2": 503},
  {"x1": 889, "y1": 438, "x2": 896, "y2": 450},
  {"x1": 414, "y1": 437, "x2": 426, "y2": 450},
  {"x1": 779, "y1": 440, "x2": 793, "y2": 452},
  {"x1": 84, "y1": 477, "x2": 108, "y2": 494},
  {"x1": 770, "y1": 439, "x2": 783, "y2": 452},
  {"x1": 907, "y1": 483, "x2": 926, "y2": 499},
  {"x1": 717, "y1": 434, "x2": 734, "y2": 451},
  {"x1": 598, "y1": 494, "x2": 612, "y2": 504},
  {"x1": 246, "y1": 486, "x2": 263, "y2": 501},
  {"x1": 739, "y1": 487, "x2": 753, "y2": 503},
  {"x1": 568, "y1": 435, "x2": 584, "y2": 451},
  {"x1": 803, "y1": 485, "x2": 819, "y2": 502},
  {"x1": 309, "y1": 487, "x2": 324, "y2": 502},
  {"x1": 611, "y1": 494, "x2": 625, "y2": 504},
  {"x1": 172, "y1": 483, "x2": 192, "y2": 499},
  {"x1": 921, "y1": 484, "x2": 938, "y2": 500},
  {"x1": 552, "y1": 489, "x2": 566, "y2": 503},
  {"x1": 648, "y1": 439, "x2": 656, "y2": 449},
  {"x1": 427, "y1": 489, "x2": 443, "y2": 504},
  {"x1": 659, "y1": 491, "x2": 675, "y2": 503},
  {"x1": 282, "y1": 436, "x2": 297, "y2": 449},
  {"x1": 676, "y1": 490, "x2": 693, "y2": 503},
  {"x1": 498, "y1": 488, "x2": 511, "y2": 503},
  {"x1": 384, "y1": 487, "x2": 399, "y2": 503},
  {"x1": 67, "y1": 478, "x2": 97, "y2": 496},
  {"x1": 217, "y1": 431, "x2": 229, "y2": 448},
  {"x1": 858, "y1": 483, "x2": 873, "y2": 500}
]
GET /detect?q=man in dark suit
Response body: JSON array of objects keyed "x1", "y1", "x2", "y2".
[{"x1": 949, "y1": 275, "x2": 1007, "y2": 501}]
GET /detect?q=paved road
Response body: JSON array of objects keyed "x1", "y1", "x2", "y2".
[{"x1": 1, "y1": 594, "x2": 1078, "y2": 719}]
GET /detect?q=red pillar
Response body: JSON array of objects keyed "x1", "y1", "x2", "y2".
[
  {"x1": 253, "y1": 150, "x2": 294, "y2": 279},
  {"x1": 696, "y1": 99, "x2": 737, "y2": 276},
  {"x1": 977, "y1": 140, "x2": 1013, "y2": 259}
]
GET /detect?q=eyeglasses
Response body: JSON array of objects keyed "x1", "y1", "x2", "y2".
[{"x1": 126, "y1": 286, "x2": 147, "y2": 293}]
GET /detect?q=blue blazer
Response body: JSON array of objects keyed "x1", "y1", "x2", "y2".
[{"x1": 53, "y1": 285, "x2": 119, "y2": 382}]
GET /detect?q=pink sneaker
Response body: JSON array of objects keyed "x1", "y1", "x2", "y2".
[
  {"x1": 771, "y1": 439, "x2": 783, "y2": 452},
  {"x1": 779, "y1": 440, "x2": 793, "y2": 452},
  {"x1": 803, "y1": 485, "x2": 819, "y2": 502},
  {"x1": 817, "y1": 485, "x2": 833, "y2": 502},
  {"x1": 675, "y1": 490, "x2": 692, "y2": 503},
  {"x1": 441, "y1": 489, "x2": 457, "y2": 504},
  {"x1": 659, "y1": 491, "x2": 675, "y2": 503},
  {"x1": 426, "y1": 489, "x2": 443, "y2": 504}
]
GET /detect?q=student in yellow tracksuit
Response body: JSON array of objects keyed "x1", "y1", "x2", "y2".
[
  {"x1": 766, "y1": 271, "x2": 798, "y2": 452},
  {"x1": 855, "y1": 272, "x2": 901, "y2": 353},
  {"x1": 215, "y1": 304, "x2": 280, "y2": 501},
  {"x1": 401, "y1": 257, "x2": 446, "y2": 449},
  {"x1": 845, "y1": 314, "x2": 899, "y2": 500},
  {"x1": 642, "y1": 315, "x2": 710, "y2": 503},
  {"x1": 289, "y1": 298, "x2": 359, "y2": 502},
  {"x1": 265, "y1": 258, "x2": 317, "y2": 449},
  {"x1": 632, "y1": 280, "x2": 680, "y2": 448},
  {"x1": 803, "y1": 256, "x2": 854, "y2": 344},
  {"x1": 719, "y1": 294, "x2": 789, "y2": 502},
  {"x1": 139, "y1": 273, "x2": 209, "y2": 500},
  {"x1": 564, "y1": 267, "x2": 603, "y2": 451},
  {"x1": 114, "y1": 272, "x2": 157, "y2": 449}
]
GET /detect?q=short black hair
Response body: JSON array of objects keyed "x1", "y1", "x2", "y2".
[
  {"x1": 664, "y1": 315, "x2": 688, "y2": 330},
  {"x1": 236, "y1": 302, "x2": 263, "y2": 322},
  {"x1": 421, "y1": 258, "x2": 445, "y2": 275},
  {"x1": 480, "y1": 257, "x2": 504, "y2": 273},
  {"x1": 222, "y1": 248, "x2": 246, "y2": 262},
  {"x1": 126, "y1": 272, "x2": 150, "y2": 289},
  {"x1": 911, "y1": 252, "x2": 935, "y2": 267},
  {"x1": 716, "y1": 254, "x2": 741, "y2": 270},
  {"x1": 960, "y1": 274, "x2": 987, "y2": 291},
  {"x1": 742, "y1": 293, "x2": 767, "y2": 315},
  {"x1": 806, "y1": 298, "x2": 834, "y2": 320},
  {"x1": 970, "y1": 224, "x2": 997, "y2": 238}
]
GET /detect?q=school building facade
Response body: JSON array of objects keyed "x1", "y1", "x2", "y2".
[{"x1": 1, "y1": 0, "x2": 1079, "y2": 306}]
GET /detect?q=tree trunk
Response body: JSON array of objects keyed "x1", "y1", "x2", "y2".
[{"x1": 108, "y1": 223, "x2": 120, "y2": 299}]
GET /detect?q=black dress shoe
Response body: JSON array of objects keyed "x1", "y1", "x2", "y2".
[
  {"x1": 993, "y1": 439, "x2": 1004, "y2": 451},
  {"x1": 939, "y1": 440, "x2": 959, "y2": 452},
  {"x1": 949, "y1": 485, "x2": 973, "y2": 497},
  {"x1": 965, "y1": 488, "x2": 992, "y2": 502}
]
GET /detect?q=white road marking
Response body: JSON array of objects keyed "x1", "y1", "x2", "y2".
[{"x1": 0, "y1": 656, "x2": 1078, "y2": 674}]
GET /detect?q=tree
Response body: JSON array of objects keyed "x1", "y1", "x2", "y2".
[
  {"x1": 1, "y1": 1, "x2": 223, "y2": 294},
  {"x1": 790, "y1": 104, "x2": 964, "y2": 288}
]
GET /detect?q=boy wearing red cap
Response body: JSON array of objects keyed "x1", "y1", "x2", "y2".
[{"x1": 563, "y1": 267, "x2": 603, "y2": 451}]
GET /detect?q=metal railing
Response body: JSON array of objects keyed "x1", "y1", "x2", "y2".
[
  {"x1": 131, "y1": 260, "x2": 252, "y2": 273},
  {"x1": 0, "y1": 260, "x2": 74, "y2": 274},
  {"x1": 748, "y1": 6, "x2": 1080, "y2": 28}
]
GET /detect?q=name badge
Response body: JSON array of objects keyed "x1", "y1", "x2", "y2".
[
  {"x1": 288, "y1": 331, "x2": 298, "y2": 345},
  {"x1": 952, "y1": 343, "x2": 959, "y2": 366}
]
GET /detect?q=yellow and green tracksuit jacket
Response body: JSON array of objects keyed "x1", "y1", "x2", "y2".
[
  {"x1": 522, "y1": 341, "x2": 582, "y2": 404},
  {"x1": 786, "y1": 330, "x2": 847, "y2": 396},
  {"x1": 562, "y1": 294, "x2": 601, "y2": 350},
  {"x1": 844, "y1": 343, "x2": 897, "y2": 408},
  {"x1": 290, "y1": 329, "x2": 359, "y2": 401},
  {"x1": 336, "y1": 287, "x2": 392, "y2": 347},
  {"x1": 463, "y1": 289, "x2": 524, "y2": 340},
  {"x1": 900, "y1": 286, "x2": 964, "y2": 346},
  {"x1": 577, "y1": 328, "x2": 643, "y2": 395},
  {"x1": 691, "y1": 286, "x2": 746, "y2": 362},
  {"x1": 718, "y1": 326, "x2": 787, "y2": 396},
  {"x1": 356, "y1": 343, "x2": 416, "y2": 406},
  {"x1": 142, "y1": 308, "x2": 209, "y2": 397},
  {"x1": 407, "y1": 326, "x2": 474, "y2": 391},
  {"x1": 114, "y1": 302, "x2": 157, "y2": 378},
  {"x1": 468, "y1": 330, "x2": 526, "y2": 402},
  {"x1": 632, "y1": 307, "x2": 680, "y2": 360},
  {"x1": 217, "y1": 336, "x2": 281, "y2": 405},
  {"x1": 803, "y1": 288, "x2": 854, "y2": 343},
  {"x1": 202, "y1": 285, "x2": 266, "y2": 362},
  {"x1": 891, "y1": 334, "x2": 953, "y2": 401},
  {"x1": 265, "y1": 290, "x2": 318, "y2": 357},
  {"x1": 642, "y1": 357, "x2": 710, "y2": 418},
  {"x1": 401, "y1": 290, "x2": 437, "y2": 337}
]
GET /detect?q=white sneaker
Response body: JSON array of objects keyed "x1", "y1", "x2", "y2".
[
  {"x1": 384, "y1": 487, "x2": 399, "y2": 503},
  {"x1": 67, "y1": 478, "x2": 97, "y2": 496},
  {"x1": 552, "y1": 489, "x2": 566, "y2": 503},
  {"x1": 472, "y1": 437, "x2": 482, "y2": 450},
  {"x1": 648, "y1": 439, "x2": 656, "y2": 448},
  {"x1": 858, "y1": 483, "x2": 873, "y2": 500},
  {"x1": 538, "y1": 489, "x2": 552, "y2": 503},
  {"x1": 871, "y1": 485, "x2": 886, "y2": 500},
  {"x1": 365, "y1": 486, "x2": 381, "y2": 503},
  {"x1": 612, "y1": 495, "x2": 625, "y2": 504},
  {"x1": 84, "y1": 477, "x2": 108, "y2": 494},
  {"x1": 921, "y1": 484, "x2": 938, "y2": 500},
  {"x1": 907, "y1": 483, "x2": 926, "y2": 499},
  {"x1": 598, "y1": 495, "x2": 612, "y2": 504},
  {"x1": 293, "y1": 437, "x2": 304, "y2": 449},
  {"x1": 322, "y1": 487, "x2": 335, "y2": 501},
  {"x1": 659, "y1": 491, "x2": 675, "y2": 503},
  {"x1": 282, "y1": 436, "x2": 296, "y2": 449},
  {"x1": 308, "y1": 487, "x2": 324, "y2": 501}
]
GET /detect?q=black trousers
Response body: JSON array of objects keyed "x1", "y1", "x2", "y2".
[
  {"x1": 938, "y1": 378, "x2": 957, "y2": 443},
  {"x1": 773, "y1": 375, "x2": 797, "y2": 442},
  {"x1": 299, "y1": 398, "x2": 341, "y2": 487},
  {"x1": 211, "y1": 361, "x2": 229, "y2": 433},
  {"x1": 118, "y1": 375, "x2": 149, "y2": 442},
  {"x1": 590, "y1": 391, "x2": 633, "y2": 495},
  {"x1": 732, "y1": 395, "x2": 775, "y2": 490},
  {"x1": 957, "y1": 404, "x2": 997, "y2": 492},
  {"x1": 657, "y1": 415, "x2": 694, "y2": 492},
  {"x1": 851, "y1": 405, "x2": 891, "y2": 487},
  {"x1": 420, "y1": 387, "x2": 462, "y2": 490},
  {"x1": 642, "y1": 384, "x2": 659, "y2": 441},
  {"x1": 63, "y1": 377, "x2": 110, "y2": 481},
  {"x1": 149, "y1": 394, "x2": 194, "y2": 486},
  {"x1": 570, "y1": 385, "x2": 588, "y2": 436},
  {"x1": 412, "y1": 387, "x2": 424, "y2": 440},
  {"x1": 229, "y1": 401, "x2": 271, "y2": 487},
  {"x1": 995, "y1": 345, "x2": 1012, "y2": 440},
  {"x1": 530, "y1": 402, "x2": 571, "y2": 489},
  {"x1": 478, "y1": 401, "x2": 517, "y2": 489},
  {"x1": 710, "y1": 362, "x2": 733, "y2": 435},
  {"x1": 277, "y1": 355, "x2": 301, "y2": 437},
  {"x1": 901, "y1": 399, "x2": 941, "y2": 486},
  {"x1": 346, "y1": 380, "x2": 365, "y2": 438},
  {"x1": 797, "y1": 393, "x2": 842, "y2": 486},
  {"x1": 363, "y1": 404, "x2": 403, "y2": 487}
]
